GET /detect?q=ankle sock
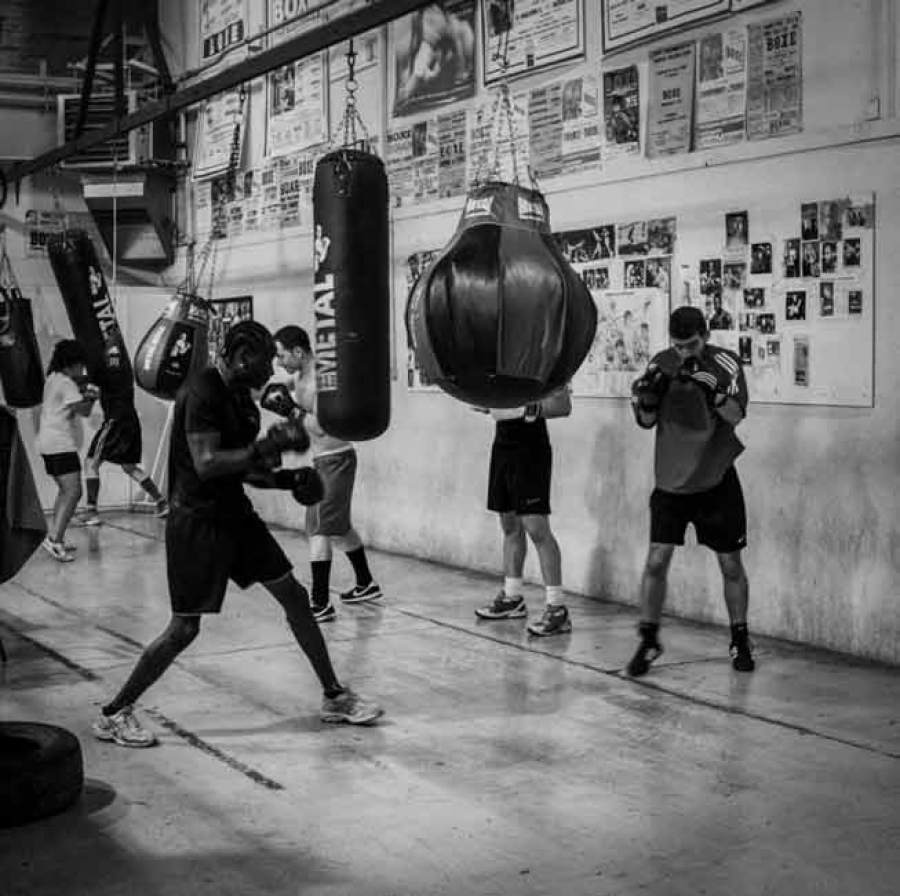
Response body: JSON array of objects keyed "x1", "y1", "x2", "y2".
[
  {"x1": 545, "y1": 585, "x2": 565, "y2": 607},
  {"x1": 503, "y1": 577, "x2": 523, "y2": 598},
  {"x1": 638, "y1": 621, "x2": 660, "y2": 644},
  {"x1": 346, "y1": 547, "x2": 372, "y2": 588}
]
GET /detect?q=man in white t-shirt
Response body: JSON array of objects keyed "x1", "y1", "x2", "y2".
[{"x1": 36, "y1": 340, "x2": 98, "y2": 561}]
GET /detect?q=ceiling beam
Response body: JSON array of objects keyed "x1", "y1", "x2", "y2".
[{"x1": 1, "y1": 0, "x2": 431, "y2": 189}]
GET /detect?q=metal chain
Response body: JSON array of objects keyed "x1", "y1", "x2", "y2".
[{"x1": 335, "y1": 38, "x2": 370, "y2": 151}]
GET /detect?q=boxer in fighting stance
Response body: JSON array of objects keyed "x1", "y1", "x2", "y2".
[
  {"x1": 92, "y1": 321, "x2": 382, "y2": 747},
  {"x1": 36, "y1": 340, "x2": 98, "y2": 561},
  {"x1": 82, "y1": 393, "x2": 167, "y2": 526},
  {"x1": 271, "y1": 325, "x2": 383, "y2": 622},
  {"x1": 474, "y1": 387, "x2": 573, "y2": 637},
  {"x1": 628, "y1": 306, "x2": 754, "y2": 676}
]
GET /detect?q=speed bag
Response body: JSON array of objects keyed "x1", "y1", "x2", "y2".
[
  {"x1": 312, "y1": 148, "x2": 390, "y2": 442},
  {"x1": 47, "y1": 230, "x2": 135, "y2": 407},
  {"x1": 0, "y1": 287, "x2": 44, "y2": 408},
  {"x1": 134, "y1": 291, "x2": 212, "y2": 401},
  {"x1": 406, "y1": 181, "x2": 598, "y2": 408}
]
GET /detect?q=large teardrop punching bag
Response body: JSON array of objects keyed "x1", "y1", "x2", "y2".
[
  {"x1": 47, "y1": 230, "x2": 135, "y2": 408},
  {"x1": 134, "y1": 291, "x2": 212, "y2": 401},
  {"x1": 0, "y1": 286, "x2": 44, "y2": 408},
  {"x1": 312, "y1": 148, "x2": 390, "y2": 441},
  {"x1": 406, "y1": 181, "x2": 598, "y2": 408}
]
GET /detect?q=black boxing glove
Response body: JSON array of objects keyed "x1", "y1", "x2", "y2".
[
  {"x1": 265, "y1": 418, "x2": 310, "y2": 454},
  {"x1": 273, "y1": 467, "x2": 324, "y2": 506},
  {"x1": 680, "y1": 357, "x2": 727, "y2": 406},
  {"x1": 260, "y1": 382, "x2": 303, "y2": 419},
  {"x1": 249, "y1": 437, "x2": 282, "y2": 472},
  {"x1": 631, "y1": 364, "x2": 670, "y2": 411}
]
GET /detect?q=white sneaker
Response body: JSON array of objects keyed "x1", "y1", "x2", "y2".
[
  {"x1": 92, "y1": 706, "x2": 158, "y2": 748},
  {"x1": 41, "y1": 537, "x2": 74, "y2": 563},
  {"x1": 82, "y1": 511, "x2": 102, "y2": 527},
  {"x1": 320, "y1": 689, "x2": 383, "y2": 725}
]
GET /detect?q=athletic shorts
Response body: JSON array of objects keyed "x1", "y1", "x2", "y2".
[
  {"x1": 306, "y1": 449, "x2": 355, "y2": 537},
  {"x1": 650, "y1": 466, "x2": 747, "y2": 554},
  {"x1": 42, "y1": 452, "x2": 81, "y2": 477},
  {"x1": 165, "y1": 508, "x2": 292, "y2": 614},
  {"x1": 87, "y1": 409, "x2": 142, "y2": 465},
  {"x1": 487, "y1": 438, "x2": 552, "y2": 516}
]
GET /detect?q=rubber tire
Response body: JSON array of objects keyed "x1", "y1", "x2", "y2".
[{"x1": 0, "y1": 722, "x2": 84, "y2": 828}]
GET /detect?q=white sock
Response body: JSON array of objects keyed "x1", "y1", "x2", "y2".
[
  {"x1": 545, "y1": 585, "x2": 565, "y2": 607},
  {"x1": 503, "y1": 577, "x2": 523, "y2": 598}
]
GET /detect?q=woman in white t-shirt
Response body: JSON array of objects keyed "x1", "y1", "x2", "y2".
[{"x1": 36, "y1": 340, "x2": 98, "y2": 561}]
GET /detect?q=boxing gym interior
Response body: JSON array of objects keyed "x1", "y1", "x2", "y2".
[{"x1": 1, "y1": 1, "x2": 898, "y2": 894}]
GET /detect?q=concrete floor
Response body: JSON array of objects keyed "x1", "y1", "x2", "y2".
[{"x1": 0, "y1": 513, "x2": 898, "y2": 896}]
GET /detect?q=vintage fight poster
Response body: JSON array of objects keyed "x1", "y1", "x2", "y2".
[
  {"x1": 385, "y1": 120, "x2": 440, "y2": 207},
  {"x1": 482, "y1": 0, "x2": 585, "y2": 83},
  {"x1": 403, "y1": 249, "x2": 441, "y2": 390},
  {"x1": 694, "y1": 28, "x2": 747, "y2": 150},
  {"x1": 390, "y1": 1, "x2": 477, "y2": 118},
  {"x1": 200, "y1": 0, "x2": 247, "y2": 63},
  {"x1": 468, "y1": 90, "x2": 530, "y2": 183},
  {"x1": 647, "y1": 43, "x2": 695, "y2": 157},
  {"x1": 602, "y1": 65, "x2": 641, "y2": 163},
  {"x1": 746, "y1": 12, "x2": 803, "y2": 140},
  {"x1": 266, "y1": 54, "x2": 327, "y2": 157},
  {"x1": 602, "y1": 0, "x2": 730, "y2": 53},
  {"x1": 194, "y1": 91, "x2": 245, "y2": 179},
  {"x1": 25, "y1": 211, "x2": 66, "y2": 257}
]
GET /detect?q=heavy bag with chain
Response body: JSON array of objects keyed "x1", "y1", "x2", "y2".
[
  {"x1": 134, "y1": 291, "x2": 212, "y2": 401},
  {"x1": 406, "y1": 181, "x2": 598, "y2": 408},
  {"x1": 47, "y1": 230, "x2": 135, "y2": 410},
  {"x1": 312, "y1": 148, "x2": 390, "y2": 441},
  {"x1": 0, "y1": 286, "x2": 44, "y2": 408}
]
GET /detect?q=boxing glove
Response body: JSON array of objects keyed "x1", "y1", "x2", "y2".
[
  {"x1": 260, "y1": 382, "x2": 303, "y2": 420},
  {"x1": 273, "y1": 467, "x2": 324, "y2": 506}
]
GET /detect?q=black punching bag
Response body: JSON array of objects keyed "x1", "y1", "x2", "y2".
[
  {"x1": 0, "y1": 286, "x2": 44, "y2": 408},
  {"x1": 134, "y1": 291, "x2": 212, "y2": 401},
  {"x1": 406, "y1": 181, "x2": 598, "y2": 408},
  {"x1": 47, "y1": 230, "x2": 135, "y2": 407},
  {"x1": 312, "y1": 148, "x2": 390, "y2": 441}
]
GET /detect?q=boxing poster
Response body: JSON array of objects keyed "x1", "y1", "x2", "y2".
[
  {"x1": 647, "y1": 43, "x2": 696, "y2": 158},
  {"x1": 403, "y1": 250, "x2": 441, "y2": 391},
  {"x1": 746, "y1": 12, "x2": 803, "y2": 141},
  {"x1": 602, "y1": 65, "x2": 641, "y2": 163},
  {"x1": 208, "y1": 296, "x2": 253, "y2": 363},
  {"x1": 694, "y1": 28, "x2": 747, "y2": 150},
  {"x1": 390, "y1": 1, "x2": 477, "y2": 118},
  {"x1": 194, "y1": 90, "x2": 246, "y2": 180},
  {"x1": 482, "y1": 0, "x2": 585, "y2": 83},
  {"x1": 602, "y1": 0, "x2": 730, "y2": 54},
  {"x1": 24, "y1": 210, "x2": 67, "y2": 257},
  {"x1": 467, "y1": 90, "x2": 530, "y2": 184},
  {"x1": 266, "y1": 53, "x2": 327, "y2": 157},
  {"x1": 200, "y1": 0, "x2": 247, "y2": 63}
]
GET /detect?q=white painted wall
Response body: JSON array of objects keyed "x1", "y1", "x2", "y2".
[{"x1": 5, "y1": 1, "x2": 898, "y2": 661}]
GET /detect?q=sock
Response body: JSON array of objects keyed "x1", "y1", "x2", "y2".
[
  {"x1": 85, "y1": 477, "x2": 100, "y2": 508},
  {"x1": 139, "y1": 477, "x2": 163, "y2": 503},
  {"x1": 345, "y1": 546, "x2": 372, "y2": 588},
  {"x1": 311, "y1": 560, "x2": 332, "y2": 606},
  {"x1": 730, "y1": 622, "x2": 750, "y2": 644},
  {"x1": 323, "y1": 686, "x2": 345, "y2": 699},
  {"x1": 638, "y1": 621, "x2": 660, "y2": 644},
  {"x1": 545, "y1": 585, "x2": 565, "y2": 607},
  {"x1": 504, "y1": 577, "x2": 523, "y2": 598}
]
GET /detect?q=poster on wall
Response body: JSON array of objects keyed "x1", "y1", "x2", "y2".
[
  {"x1": 602, "y1": 0, "x2": 730, "y2": 54},
  {"x1": 208, "y1": 295, "x2": 253, "y2": 363},
  {"x1": 200, "y1": 0, "x2": 247, "y2": 63},
  {"x1": 526, "y1": 72, "x2": 602, "y2": 180},
  {"x1": 556, "y1": 221, "x2": 674, "y2": 397},
  {"x1": 390, "y1": 1, "x2": 477, "y2": 118},
  {"x1": 194, "y1": 91, "x2": 246, "y2": 180},
  {"x1": 694, "y1": 28, "x2": 747, "y2": 150},
  {"x1": 746, "y1": 11, "x2": 803, "y2": 141},
  {"x1": 647, "y1": 42, "x2": 696, "y2": 158},
  {"x1": 482, "y1": 0, "x2": 585, "y2": 83},
  {"x1": 25, "y1": 210, "x2": 67, "y2": 256},
  {"x1": 402, "y1": 250, "x2": 442, "y2": 390},
  {"x1": 602, "y1": 65, "x2": 641, "y2": 163},
  {"x1": 266, "y1": 54, "x2": 327, "y2": 157}
]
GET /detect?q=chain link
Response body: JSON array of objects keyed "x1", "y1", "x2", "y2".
[{"x1": 335, "y1": 38, "x2": 370, "y2": 152}]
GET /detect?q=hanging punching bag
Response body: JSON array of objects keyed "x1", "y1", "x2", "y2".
[
  {"x1": 47, "y1": 230, "x2": 135, "y2": 408},
  {"x1": 406, "y1": 181, "x2": 598, "y2": 408},
  {"x1": 0, "y1": 286, "x2": 44, "y2": 409},
  {"x1": 134, "y1": 291, "x2": 212, "y2": 401},
  {"x1": 312, "y1": 148, "x2": 390, "y2": 441}
]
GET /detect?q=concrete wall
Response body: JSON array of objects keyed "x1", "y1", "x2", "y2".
[{"x1": 5, "y1": 0, "x2": 899, "y2": 662}]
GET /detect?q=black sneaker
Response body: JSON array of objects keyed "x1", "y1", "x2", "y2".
[
  {"x1": 730, "y1": 637, "x2": 756, "y2": 672},
  {"x1": 626, "y1": 639, "x2": 663, "y2": 677},
  {"x1": 475, "y1": 592, "x2": 527, "y2": 620},
  {"x1": 339, "y1": 581, "x2": 383, "y2": 603},
  {"x1": 311, "y1": 600, "x2": 336, "y2": 622}
]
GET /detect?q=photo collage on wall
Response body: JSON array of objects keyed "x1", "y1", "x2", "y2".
[
  {"x1": 692, "y1": 194, "x2": 874, "y2": 402},
  {"x1": 207, "y1": 295, "x2": 254, "y2": 364}
]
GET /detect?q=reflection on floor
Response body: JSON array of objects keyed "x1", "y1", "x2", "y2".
[{"x1": 1, "y1": 512, "x2": 898, "y2": 896}]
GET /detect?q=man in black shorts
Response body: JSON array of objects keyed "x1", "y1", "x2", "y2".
[
  {"x1": 628, "y1": 305, "x2": 754, "y2": 676},
  {"x1": 474, "y1": 387, "x2": 573, "y2": 637},
  {"x1": 91, "y1": 321, "x2": 382, "y2": 747},
  {"x1": 82, "y1": 393, "x2": 168, "y2": 525}
]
